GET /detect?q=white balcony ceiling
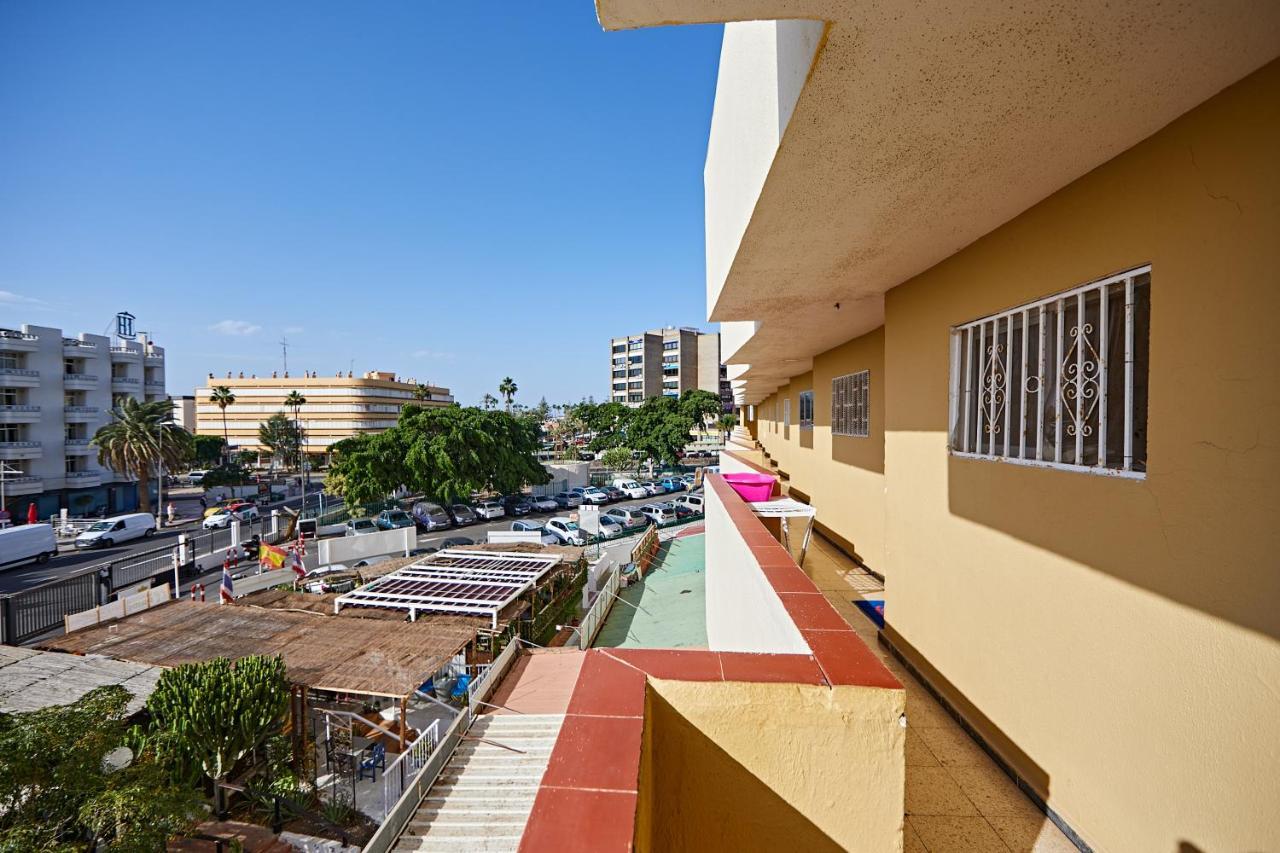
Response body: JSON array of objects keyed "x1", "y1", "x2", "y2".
[{"x1": 597, "y1": 0, "x2": 1280, "y2": 402}]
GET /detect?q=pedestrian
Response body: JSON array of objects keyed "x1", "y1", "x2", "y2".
[
  {"x1": 199, "y1": 495, "x2": 207, "y2": 510},
  {"x1": 166, "y1": 501, "x2": 176, "y2": 525}
]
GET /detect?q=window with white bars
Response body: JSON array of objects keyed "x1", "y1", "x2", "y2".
[
  {"x1": 832, "y1": 371, "x2": 870, "y2": 437},
  {"x1": 783, "y1": 398, "x2": 791, "y2": 428},
  {"x1": 948, "y1": 266, "x2": 1150, "y2": 477},
  {"x1": 799, "y1": 391, "x2": 814, "y2": 429}
]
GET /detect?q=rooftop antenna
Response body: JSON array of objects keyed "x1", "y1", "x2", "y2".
[{"x1": 280, "y1": 337, "x2": 289, "y2": 374}]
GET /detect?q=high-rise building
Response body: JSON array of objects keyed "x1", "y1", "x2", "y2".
[
  {"x1": 194, "y1": 371, "x2": 452, "y2": 461},
  {"x1": 0, "y1": 320, "x2": 166, "y2": 519},
  {"x1": 608, "y1": 327, "x2": 728, "y2": 407}
]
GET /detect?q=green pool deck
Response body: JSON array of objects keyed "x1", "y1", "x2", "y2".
[{"x1": 592, "y1": 533, "x2": 708, "y2": 649}]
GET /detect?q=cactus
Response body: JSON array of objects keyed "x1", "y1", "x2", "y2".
[{"x1": 145, "y1": 655, "x2": 289, "y2": 788}]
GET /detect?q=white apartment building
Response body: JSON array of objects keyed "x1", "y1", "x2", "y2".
[
  {"x1": 0, "y1": 320, "x2": 166, "y2": 521},
  {"x1": 608, "y1": 327, "x2": 730, "y2": 408}
]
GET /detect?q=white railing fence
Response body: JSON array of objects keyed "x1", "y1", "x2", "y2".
[
  {"x1": 380, "y1": 718, "x2": 441, "y2": 820},
  {"x1": 578, "y1": 563, "x2": 622, "y2": 650}
]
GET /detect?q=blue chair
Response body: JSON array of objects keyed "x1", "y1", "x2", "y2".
[{"x1": 357, "y1": 742, "x2": 386, "y2": 781}]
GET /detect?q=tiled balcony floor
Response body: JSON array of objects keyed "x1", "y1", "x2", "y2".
[{"x1": 797, "y1": 535, "x2": 1079, "y2": 853}]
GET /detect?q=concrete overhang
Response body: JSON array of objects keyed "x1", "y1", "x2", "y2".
[{"x1": 597, "y1": 0, "x2": 1280, "y2": 403}]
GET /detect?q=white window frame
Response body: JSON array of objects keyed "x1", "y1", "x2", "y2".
[
  {"x1": 832, "y1": 371, "x2": 870, "y2": 438},
  {"x1": 948, "y1": 265, "x2": 1149, "y2": 479},
  {"x1": 798, "y1": 390, "x2": 814, "y2": 430},
  {"x1": 783, "y1": 397, "x2": 791, "y2": 429}
]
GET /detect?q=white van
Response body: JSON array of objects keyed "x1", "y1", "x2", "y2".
[
  {"x1": 0, "y1": 524, "x2": 58, "y2": 569},
  {"x1": 611, "y1": 478, "x2": 648, "y2": 500},
  {"x1": 74, "y1": 513, "x2": 157, "y2": 550}
]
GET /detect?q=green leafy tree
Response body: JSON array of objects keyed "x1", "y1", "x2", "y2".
[
  {"x1": 283, "y1": 391, "x2": 307, "y2": 472},
  {"x1": 716, "y1": 413, "x2": 738, "y2": 440},
  {"x1": 413, "y1": 383, "x2": 432, "y2": 402},
  {"x1": 258, "y1": 411, "x2": 301, "y2": 470},
  {"x1": 0, "y1": 685, "x2": 199, "y2": 851},
  {"x1": 497, "y1": 377, "x2": 518, "y2": 411},
  {"x1": 199, "y1": 463, "x2": 251, "y2": 489},
  {"x1": 481, "y1": 393, "x2": 498, "y2": 410},
  {"x1": 578, "y1": 401, "x2": 633, "y2": 452},
  {"x1": 626, "y1": 395, "x2": 704, "y2": 469},
  {"x1": 599, "y1": 446, "x2": 634, "y2": 471},
  {"x1": 679, "y1": 389, "x2": 724, "y2": 431},
  {"x1": 143, "y1": 656, "x2": 289, "y2": 813},
  {"x1": 92, "y1": 398, "x2": 194, "y2": 514},
  {"x1": 193, "y1": 434, "x2": 227, "y2": 467},
  {"x1": 210, "y1": 385, "x2": 236, "y2": 462},
  {"x1": 328, "y1": 406, "x2": 550, "y2": 503}
]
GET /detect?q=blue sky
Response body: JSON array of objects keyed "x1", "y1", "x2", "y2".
[{"x1": 0, "y1": 2, "x2": 723, "y2": 406}]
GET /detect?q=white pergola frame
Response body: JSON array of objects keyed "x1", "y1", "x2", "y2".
[{"x1": 334, "y1": 550, "x2": 562, "y2": 627}]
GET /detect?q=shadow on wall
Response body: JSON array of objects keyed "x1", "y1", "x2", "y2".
[
  {"x1": 947, "y1": 455, "x2": 1280, "y2": 643},
  {"x1": 636, "y1": 686, "x2": 845, "y2": 853}
]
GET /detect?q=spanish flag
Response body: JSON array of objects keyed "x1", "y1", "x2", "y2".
[{"x1": 259, "y1": 542, "x2": 288, "y2": 570}]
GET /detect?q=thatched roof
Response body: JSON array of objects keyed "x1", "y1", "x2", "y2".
[
  {"x1": 41, "y1": 599, "x2": 479, "y2": 698},
  {"x1": 0, "y1": 646, "x2": 161, "y2": 715}
]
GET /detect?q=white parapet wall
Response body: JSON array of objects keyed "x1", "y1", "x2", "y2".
[
  {"x1": 317, "y1": 527, "x2": 414, "y2": 566},
  {"x1": 703, "y1": 477, "x2": 809, "y2": 655}
]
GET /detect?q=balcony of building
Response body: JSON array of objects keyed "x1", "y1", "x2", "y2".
[
  {"x1": 62, "y1": 338, "x2": 98, "y2": 356},
  {"x1": 62, "y1": 373, "x2": 99, "y2": 391},
  {"x1": 0, "y1": 368, "x2": 40, "y2": 389},
  {"x1": 0, "y1": 441, "x2": 42, "y2": 462},
  {"x1": 0, "y1": 405, "x2": 40, "y2": 424},
  {"x1": 63, "y1": 405, "x2": 100, "y2": 422},
  {"x1": 108, "y1": 346, "x2": 142, "y2": 363},
  {"x1": 0, "y1": 474, "x2": 42, "y2": 496},
  {"x1": 143, "y1": 350, "x2": 164, "y2": 364},
  {"x1": 110, "y1": 375, "x2": 140, "y2": 392},
  {"x1": 62, "y1": 470, "x2": 102, "y2": 488},
  {"x1": 0, "y1": 330, "x2": 39, "y2": 353},
  {"x1": 64, "y1": 438, "x2": 93, "y2": 455}
]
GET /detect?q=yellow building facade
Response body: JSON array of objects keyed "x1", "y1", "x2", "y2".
[
  {"x1": 598, "y1": 1, "x2": 1280, "y2": 850},
  {"x1": 194, "y1": 371, "x2": 452, "y2": 457}
]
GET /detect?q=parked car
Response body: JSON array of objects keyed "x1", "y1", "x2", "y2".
[
  {"x1": 672, "y1": 494, "x2": 705, "y2": 515},
  {"x1": 659, "y1": 477, "x2": 685, "y2": 492},
  {"x1": 76, "y1": 513, "x2": 157, "y2": 548},
  {"x1": 603, "y1": 507, "x2": 648, "y2": 529},
  {"x1": 579, "y1": 487, "x2": 609, "y2": 505},
  {"x1": 0, "y1": 523, "x2": 57, "y2": 568},
  {"x1": 595, "y1": 516, "x2": 624, "y2": 538},
  {"x1": 439, "y1": 536, "x2": 475, "y2": 548},
  {"x1": 202, "y1": 504, "x2": 260, "y2": 530},
  {"x1": 412, "y1": 501, "x2": 452, "y2": 532},
  {"x1": 545, "y1": 517, "x2": 586, "y2": 546},
  {"x1": 610, "y1": 478, "x2": 648, "y2": 500},
  {"x1": 641, "y1": 482, "x2": 665, "y2": 497},
  {"x1": 203, "y1": 499, "x2": 251, "y2": 519},
  {"x1": 375, "y1": 509, "x2": 415, "y2": 530},
  {"x1": 602, "y1": 486, "x2": 625, "y2": 502},
  {"x1": 449, "y1": 504, "x2": 478, "y2": 526},
  {"x1": 182, "y1": 470, "x2": 209, "y2": 486},
  {"x1": 553, "y1": 491, "x2": 583, "y2": 509},
  {"x1": 527, "y1": 494, "x2": 559, "y2": 513},
  {"x1": 639, "y1": 504, "x2": 676, "y2": 525},
  {"x1": 663, "y1": 500, "x2": 698, "y2": 519},
  {"x1": 503, "y1": 495, "x2": 532, "y2": 516},
  {"x1": 511, "y1": 520, "x2": 559, "y2": 545},
  {"x1": 473, "y1": 501, "x2": 506, "y2": 520},
  {"x1": 345, "y1": 518, "x2": 378, "y2": 536}
]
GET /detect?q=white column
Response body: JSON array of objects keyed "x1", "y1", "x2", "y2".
[{"x1": 230, "y1": 519, "x2": 241, "y2": 548}]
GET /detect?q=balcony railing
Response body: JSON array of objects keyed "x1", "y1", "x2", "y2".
[
  {"x1": 0, "y1": 441, "x2": 40, "y2": 449},
  {"x1": 109, "y1": 346, "x2": 141, "y2": 356},
  {"x1": 63, "y1": 373, "x2": 98, "y2": 383},
  {"x1": 64, "y1": 405, "x2": 98, "y2": 414},
  {"x1": 0, "y1": 368, "x2": 39, "y2": 378},
  {"x1": 64, "y1": 471, "x2": 100, "y2": 481},
  {"x1": 0, "y1": 405, "x2": 40, "y2": 414},
  {"x1": 110, "y1": 376, "x2": 140, "y2": 385},
  {"x1": 65, "y1": 438, "x2": 91, "y2": 446},
  {"x1": 144, "y1": 352, "x2": 164, "y2": 362}
]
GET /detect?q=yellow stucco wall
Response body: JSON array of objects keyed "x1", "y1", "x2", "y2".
[
  {"x1": 636, "y1": 678, "x2": 905, "y2": 853},
  {"x1": 878, "y1": 61, "x2": 1280, "y2": 851},
  {"x1": 751, "y1": 329, "x2": 888, "y2": 570}
]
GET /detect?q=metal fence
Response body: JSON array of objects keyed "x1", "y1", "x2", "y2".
[{"x1": 578, "y1": 562, "x2": 622, "y2": 650}]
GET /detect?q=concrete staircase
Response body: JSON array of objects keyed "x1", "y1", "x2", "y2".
[{"x1": 392, "y1": 714, "x2": 564, "y2": 853}]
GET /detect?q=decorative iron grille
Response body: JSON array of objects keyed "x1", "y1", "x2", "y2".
[
  {"x1": 948, "y1": 266, "x2": 1150, "y2": 477},
  {"x1": 832, "y1": 371, "x2": 870, "y2": 437}
]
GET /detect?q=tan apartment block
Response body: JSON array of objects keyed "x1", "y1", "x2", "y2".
[
  {"x1": 599, "y1": 1, "x2": 1280, "y2": 850},
  {"x1": 195, "y1": 371, "x2": 452, "y2": 458}
]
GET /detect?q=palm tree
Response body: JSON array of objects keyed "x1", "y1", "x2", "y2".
[
  {"x1": 210, "y1": 386, "x2": 235, "y2": 463},
  {"x1": 283, "y1": 390, "x2": 306, "y2": 473},
  {"x1": 413, "y1": 383, "x2": 431, "y2": 403},
  {"x1": 498, "y1": 377, "x2": 518, "y2": 412},
  {"x1": 481, "y1": 393, "x2": 498, "y2": 410},
  {"x1": 92, "y1": 398, "x2": 193, "y2": 515}
]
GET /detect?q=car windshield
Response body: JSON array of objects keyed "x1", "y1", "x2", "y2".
[
  {"x1": 389, "y1": 512, "x2": 409, "y2": 521},
  {"x1": 452, "y1": 506, "x2": 468, "y2": 512},
  {"x1": 563, "y1": 522, "x2": 579, "y2": 530},
  {"x1": 86, "y1": 521, "x2": 112, "y2": 532}
]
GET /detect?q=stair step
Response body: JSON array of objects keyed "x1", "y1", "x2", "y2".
[
  {"x1": 408, "y1": 812, "x2": 532, "y2": 827},
  {"x1": 394, "y1": 837, "x2": 520, "y2": 853}
]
